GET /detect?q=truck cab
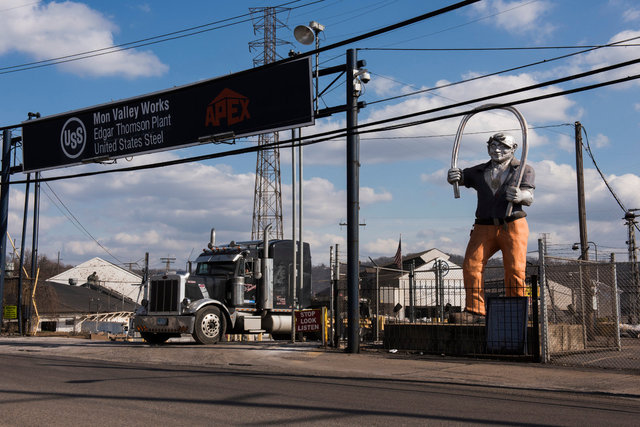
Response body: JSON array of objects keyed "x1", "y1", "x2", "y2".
[{"x1": 133, "y1": 228, "x2": 311, "y2": 344}]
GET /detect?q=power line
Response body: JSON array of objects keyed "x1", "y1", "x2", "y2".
[
  {"x1": 265, "y1": 0, "x2": 484, "y2": 65},
  {"x1": 3, "y1": 2, "x2": 637, "y2": 184},
  {"x1": 371, "y1": 0, "x2": 539, "y2": 48},
  {"x1": 351, "y1": 56, "x2": 640, "y2": 137},
  {"x1": 365, "y1": 35, "x2": 640, "y2": 107},
  {"x1": 359, "y1": 124, "x2": 571, "y2": 141},
  {"x1": 0, "y1": 1, "x2": 39, "y2": 13},
  {"x1": 8, "y1": 62, "x2": 640, "y2": 186},
  {"x1": 0, "y1": 0, "x2": 324, "y2": 75},
  {"x1": 42, "y1": 182, "x2": 124, "y2": 265},
  {"x1": 361, "y1": 44, "x2": 640, "y2": 51},
  {"x1": 579, "y1": 125, "x2": 640, "y2": 233},
  {"x1": 1, "y1": 0, "x2": 482, "y2": 132},
  {"x1": 6, "y1": 48, "x2": 640, "y2": 162}
]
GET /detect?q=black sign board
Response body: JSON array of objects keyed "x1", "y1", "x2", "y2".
[
  {"x1": 486, "y1": 296, "x2": 529, "y2": 355},
  {"x1": 22, "y1": 58, "x2": 313, "y2": 172}
]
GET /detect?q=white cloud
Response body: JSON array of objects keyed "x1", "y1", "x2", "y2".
[
  {"x1": 593, "y1": 133, "x2": 611, "y2": 148},
  {"x1": 21, "y1": 148, "x2": 394, "y2": 268},
  {"x1": 408, "y1": 157, "x2": 640, "y2": 261},
  {"x1": 0, "y1": 0, "x2": 168, "y2": 78},
  {"x1": 471, "y1": 0, "x2": 555, "y2": 39},
  {"x1": 363, "y1": 237, "x2": 400, "y2": 255},
  {"x1": 350, "y1": 72, "x2": 577, "y2": 165},
  {"x1": 570, "y1": 30, "x2": 640, "y2": 87},
  {"x1": 622, "y1": 7, "x2": 640, "y2": 22},
  {"x1": 369, "y1": 75, "x2": 402, "y2": 97},
  {"x1": 113, "y1": 230, "x2": 161, "y2": 245},
  {"x1": 64, "y1": 239, "x2": 103, "y2": 256},
  {"x1": 288, "y1": 176, "x2": 391, "y2": 228}
]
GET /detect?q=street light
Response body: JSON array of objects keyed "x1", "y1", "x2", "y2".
[
  {"x1": 572, "y1": 241, "x2": 598, "y2": 261},
  {"x1": 294, "y1": 21, "x2": 324, "y2": 112}
]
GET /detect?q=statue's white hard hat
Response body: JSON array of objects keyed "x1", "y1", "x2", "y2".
[{"x1": 487, "y1": 132, "x2": 516, "y2": 147}]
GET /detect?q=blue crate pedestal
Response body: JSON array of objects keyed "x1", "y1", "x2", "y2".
[{"x1": 485, "y1": 297, "x2": 529, "y2": 355}]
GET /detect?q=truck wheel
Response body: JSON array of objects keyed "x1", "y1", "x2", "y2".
[
  {"x1": 193, "y1": 306, "x2": 225, "y2": 344},
  {"x1": 141, "y1": 332, "x2": 170, "y2": 344}
]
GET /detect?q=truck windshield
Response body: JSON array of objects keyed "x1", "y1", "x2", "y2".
[{"x1": 195, "y1": 262, "x2": 237, "y2": 276}]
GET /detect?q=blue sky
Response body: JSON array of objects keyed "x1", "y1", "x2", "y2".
[{"x1": 1, "y1": 0, "x2": 640, "y2": 270}]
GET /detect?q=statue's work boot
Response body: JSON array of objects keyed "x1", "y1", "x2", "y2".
[{"x1": 448, "y1": 311, "x2": 486, "y2": 324}]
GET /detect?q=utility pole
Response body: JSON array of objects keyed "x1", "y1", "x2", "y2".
[
  {"x1": 123, "y1": 262, "x2": 137, "y2": 271},
  {"x1": 575, "y1": 121, "x2": 595, "y2": 339},
  {"x1": 575, "y1": 122, "x2": 590, "y2": 262},
  {"x1": 249, "y1": 7, "x2": 288, "y2": 241},
  {"x1": 346, "y1": 48, "x2": 360, "y2": 353},
  {"x1": 160, "y1": 257, "x2": 175, "y2": 272},
  {"x1": 624, "y1": 210, "x2": 639, "y2": 322}
]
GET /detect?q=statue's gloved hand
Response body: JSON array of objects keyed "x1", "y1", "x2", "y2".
[
  {"x1": 506, "y1": 186, "x2": 534, "y2": 206},
  {"x1": 447, "y1": 168, "x2": 462, "y2": 184}
]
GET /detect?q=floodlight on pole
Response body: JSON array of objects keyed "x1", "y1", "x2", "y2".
[
  {"x1": 294, "y1": 21, "x2": 325, "y2": 45},
  {"x1": 294, "y1": 21, "x2": 324, "y2": 112},
  {"x1": 572, "y1": 241, "x2": 598, "y2": 261}
]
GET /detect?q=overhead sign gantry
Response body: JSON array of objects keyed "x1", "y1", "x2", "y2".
[{"x1": 22, "y1": 58, "x2": 313, "y2": 172}]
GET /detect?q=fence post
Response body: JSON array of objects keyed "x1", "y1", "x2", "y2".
[
  {"x1": 579, "y1": 264, "x2": 587, "y2": 348},
  {"x1": 409, "y1": 261, "x2": 415, "y2": 322},
  {"x1": 434, "y1": 261, "x2": 443, "y2": 322},
  {"x1": 611, "y1": 253, "x2": 621, "y2": 351},
  {"x1": 375, "y1": 266, "x2": 380, "y2": 341},
  {"x1": 333, "y1": 244, "x2": 340, "y2": 348},
  {"x1": 329, "y1": 246, "x2": 334, "y2": 347},
  {"x1": 538, "y1": 238, "x2": 549, "y2": 363}
]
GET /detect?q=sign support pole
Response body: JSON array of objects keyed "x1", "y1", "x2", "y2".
[
  {"x1": 0, "y1": 130, "x2": 11, "y2": 323},
  {"x1": 346, "y1": 49, "x2": 360, "y2": 353}
]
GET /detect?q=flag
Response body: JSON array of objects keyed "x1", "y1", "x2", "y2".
[{"x1": 394, "y1": 237, "x2": 402, "y2": 269}]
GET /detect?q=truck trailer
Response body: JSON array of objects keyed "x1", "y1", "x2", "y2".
[{"x1": 133, "y1": 227, "x2": 311, "y2": 344}]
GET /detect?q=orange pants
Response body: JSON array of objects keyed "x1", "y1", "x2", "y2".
[{"x1": 462, "y1": 218, "x2": 529, "y2": 315}]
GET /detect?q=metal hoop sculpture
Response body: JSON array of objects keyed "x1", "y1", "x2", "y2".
[{"x1": 451, "y1": 104, "x2": 529, "y2": 218}]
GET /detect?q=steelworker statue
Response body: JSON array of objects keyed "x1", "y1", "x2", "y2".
[{"x1": 447, "y1": 132, "x2": 535, "y2": 323}]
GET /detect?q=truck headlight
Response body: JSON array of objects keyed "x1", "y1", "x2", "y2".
[{"x1": 181, "y1": 298, "x2": 191, "y2": 308}]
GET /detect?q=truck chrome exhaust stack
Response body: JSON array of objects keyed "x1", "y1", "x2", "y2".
[
  {"x1": 263, "y1": 224, "x2": 272, "y2": 258},
  {"x1": 259, "y1": 224, "x2": 274, "y2": 311},
  {"x1": 207, "y1": 228, "x2": 216, "y2": 249}
]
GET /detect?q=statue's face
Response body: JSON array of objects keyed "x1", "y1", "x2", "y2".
[{"x1": 488, "y1": 141, "x2": 516, "y2": 164}]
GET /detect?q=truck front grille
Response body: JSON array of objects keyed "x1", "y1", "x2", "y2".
[{"x1": 149, "y1": 278, "x2": 179, "y2": 312}]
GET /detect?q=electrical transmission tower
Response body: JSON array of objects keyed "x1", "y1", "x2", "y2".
[{"x1": 248, "y1": 7, "x2": 290, "y2": 241}]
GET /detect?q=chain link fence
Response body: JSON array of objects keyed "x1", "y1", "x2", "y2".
[
  {"x1": 328, "y1": 245, "x2": 639, "y2": 369},
  {"x1": 331, "y1": 260, "x2": 540, "y2": 359},
  {"x1": 540, "y1": 253, "x2": 640, "y2": 370},
  {"x1": 1, "y1": 277, "x2": 54, "y2": 334}
]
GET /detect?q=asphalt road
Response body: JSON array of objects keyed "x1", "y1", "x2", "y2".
[{"x1": 1, "y1": 351, "x2": 639, "y2": 426}]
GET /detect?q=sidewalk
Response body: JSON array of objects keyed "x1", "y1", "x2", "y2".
[{"x1": 0, "y1": 335, "x2": 638, "y2": 398}]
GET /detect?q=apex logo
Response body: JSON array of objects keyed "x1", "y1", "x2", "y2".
[{"x1": 205, "y1": 88, "x2": 250, "y2": 128}]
